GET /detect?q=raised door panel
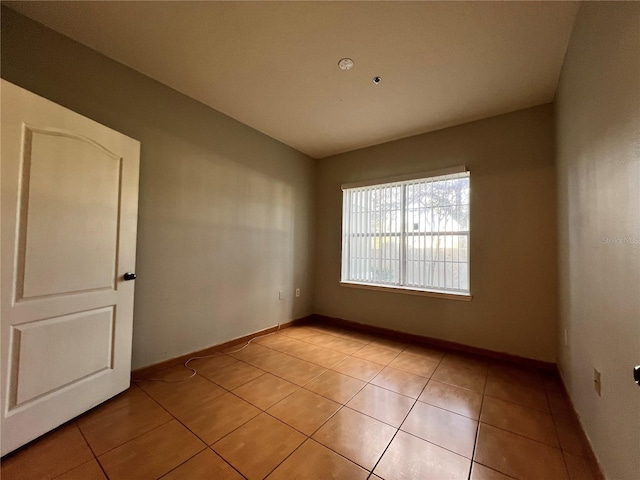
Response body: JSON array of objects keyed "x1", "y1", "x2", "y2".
[{"x1": 19, "y1": 129, "x2": 122, "y2": 299}]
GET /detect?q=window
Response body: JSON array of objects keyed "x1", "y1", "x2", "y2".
[{"x1": 341, "y1": 167, "x2": 470, "y2": 297}]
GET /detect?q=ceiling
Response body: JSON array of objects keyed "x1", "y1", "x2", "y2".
[{"x1": 4, "y1": 1, "x2": 579, "y2": 159}]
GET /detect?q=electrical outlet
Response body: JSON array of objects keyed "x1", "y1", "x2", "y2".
[
  {"x1": 593, "y1": 368, "x2": 601, "y2": 396},
  {"x1": 278, "y1": 291, "x2": 284, "y2": 300},
  {"x1": 295, "y1": 288, "x2": 300, "y2": 297},
  {"x1": 564, "y1": 329, "x2": 568, "y2": 346}
]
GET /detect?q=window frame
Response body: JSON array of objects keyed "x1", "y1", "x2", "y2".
[{"x1": 340, "y1": 166, "x2": 471, "y2": 300}]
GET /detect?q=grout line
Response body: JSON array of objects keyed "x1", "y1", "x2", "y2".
[
  {"x1": 256, "y1": 334, "x2": 406, "y2": 477},
  {"x1": 545, "y1": 384, "x2": 573, "y2": 479},
  {"x1": 366, "y1": 368, "x2": 432, "y2": 477},
  {"x1": 471, "y1": 462, "x2": 519, "y2": 479},
  {"x1": 72, "y1": 422, "x2": 103, "y2": 476},
  {"x1": 467, "y1": 364, "x2": 489, "y2": 479},
  {"x1": 94, "y1": 417, "x2": 176, "y2": 459},
  {"x1": 157, "y1": 446, "x2": 208, "y2": 478},
  {"x1": 477, "y1": 421, "x2": 570, "y2": 451},
  {"x1": 77, "y1": 386, "x2": 176, "y2": 459},
  {"x1": 208, "y1": 446, "x2": 250, "y2": 480}
]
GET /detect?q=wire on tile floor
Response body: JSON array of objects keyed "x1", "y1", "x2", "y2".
[{"x1": 133, "y1": 323, "x2": 281, "y2": 384}]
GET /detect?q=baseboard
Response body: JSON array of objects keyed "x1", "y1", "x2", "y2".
[
  {"x1": 309, "y1": 314, "x2": 556, "y2": 371},
  {"x1": 557, "y1": 370, "x2": 607, "y2": 480},
  {"x1": 131, "y1": 316, "x2": 310, "y2": 380}
]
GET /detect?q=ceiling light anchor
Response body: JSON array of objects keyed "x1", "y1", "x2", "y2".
[{"x1": 338, "y1": 58, "x2": 354, "y2": 71}]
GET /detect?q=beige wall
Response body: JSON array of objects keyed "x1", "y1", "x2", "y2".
[
  {"x1": 555, "y1": 3, "x2": 640, "y2": 479},
  {"x1": 315, "y1": 105, "x2": 558, "y2": 362},
  {"x1": 1, "y1": 8, "x2": 316, "y2": 369}
]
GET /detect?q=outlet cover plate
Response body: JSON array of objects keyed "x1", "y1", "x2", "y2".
[{"x1": 593, "y1": 368, "x2": 601, "y2": 396}]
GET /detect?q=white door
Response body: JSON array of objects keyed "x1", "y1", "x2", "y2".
[{"x1": 0, "y1": 80, "x2": 140, "y2": 455}]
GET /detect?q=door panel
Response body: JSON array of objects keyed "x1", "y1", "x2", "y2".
[
  {"x1": 1, "y1": 80, "x2": 140, "y2": 455},
  {"x1": 13, "y1": 307, "x2": 114, "y2": 405},
  {"x1": 20, "y1": 128, "x2": 122, "y2": 299}
]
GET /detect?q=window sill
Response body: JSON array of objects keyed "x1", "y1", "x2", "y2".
[{"x1": 340, "y1": 281, "x2": 472, "y2": 301}]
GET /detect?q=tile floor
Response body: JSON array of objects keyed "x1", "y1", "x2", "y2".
[{"x1": 1, "y1": 323, "x2": 601, "y2": 480}]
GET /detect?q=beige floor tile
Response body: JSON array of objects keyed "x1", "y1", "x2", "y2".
[
  {"x1": 81, "y1": 384, "x2": 149, "y2": 420},
  {"x1": 304, "y1": 370, "x2": 366, "y2": 403},
  {"x1": 213, "y1": 413, "x2": 305, "y2": 480},
  {"x1": 541, "y1": 371, "x2": 565, "y2": 393},
  {"x1": 225, "y1": 341, "x2": 271, "y2": 357},
  {"x1": 555, "y1": 418, "x2": 591, "y2": 457},
  {"x1": 331, "y1": 356, "x2": 384, "y2": 382},
  {"x1": 267, "y1": 439, "x2": 368, "y2": 480},
  {"x1": 563, "y1": 452, "x2": 599, "y2": 480},
  {"x1": 352, "y1": 344, "x2": 400, "y2": 365},
  {"x1": 98, "y1": 420, "x2": 206, "y2": 480},
  {"x1": 480, "y1": 396, "x2": 559, "y2": 447},
  {"x1": 308, "y1": 324, "x2": 348, "y2": 337},
  {"x1": 441, "y1": 353, "x2": 489, "y2": 375},
  {"x1": 374, "y1": 430, "x2": 471, "y2": 480},
  {"x1": 369, "y1": 337, "x2": 407, "y2": 352},
  {"x1": 474, "y1": 423, "x2": 568, "y2": 480},
  {"x1": 161, "y1": 449, "x2": 243, "y2": 479},
  {"x1": 371, "y1": 366, "x2": 429, "y2": 398},
  {"x1": 198, "y1": 359, "x2": 265, "y2": 390},
  {"x1": 484, "y1": 375, "x2": 549, "y2": 411},
  {"x1": 419, "y1": 379, "x2": 483, "y2": 419},
  {"x1": 187, "y1": 354, "x2": 239, "y2": 377},
  {"x1": 293, "y1": 344, "x2": 348, "y2": 368},
  {"x1": 78, "y1": 395, "x2": 173, "y2": 455},
  {"x1": 312, "y1": 407, "x2": 396, "y2": 470},
  {"x1": 431, "y1": 363, "x2": 486, "y2": 393},
  {"x1": 388, "y1": 351, "x2": 439, "y2": 377},
  {"x1": 253, "y1": 332, "x2": 301, "y2": 350},
  {"x1": 401, "y1": 402, "x2": 478, "y2": 458},
  {"x1": 0, "y1": 422, "x2": 93, "y2": 480},
  {"x1": 55, "y1": 459, "x2": 106, "y2": 480},
  {"x1": 138, "y1": 369, "x2": 227, "y2": 416},
  {"x1": 296, "y1": 331, "x2": 340, "y2": 348},
  {"x1": 179, "y1": 392, "x2": 261, "y2": 444},
  {"x1": 470, "y1": 462, "x2": 515, "y2": 480},
  {"x1": 267, "y1": 355, "x2": 327, "y2": 386},
  {"x1": 547, "y1": 392, "x2": 579, "y2": 421},
  {"x1": 266, "y1": 336, "x2": 320, "y2": 358},
  {"x1": 232, "y1": 372, "x2": 299, "y2": 410},
  {"x1": 267, "y1": 388, "x2": 341, "y2": 435},
  {"x1": 276, "y1": 327, "x2": 316, "y2": 341},
  {"x1": 331, "y1": 329, "x2": 377, "y2": 344},
  {"x1": 322, "y1": 336, "x2": 367, "y2": 354},
  {"x1": 487, "y1": 362, "x2": 545, "y2": 391},
  {"x1": 140, "y1": 364, "x2": 200, "y2": 382},
  {"x1": 346, "y1": 384, "x2": 414, "y2": 427},
  {"x1": 227, "y1": 344, "x2": 290, "y2": 372},
  {"x1": 250, "y1": 349, "x2": 298, "y2": 373},
  {"x1": 279, "y1": 326, "x2": 321, "y2": 341},
  {"x1": 403, "y1": 343, "x2": 446, "y2": 363}
]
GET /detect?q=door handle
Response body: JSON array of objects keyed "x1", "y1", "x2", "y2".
[
  {"x1": 123, "y1": 272, "x2": 137, "y2": 281},
  {"x1": 634, "y1": 365, "x2": 640, "y2": 386}
]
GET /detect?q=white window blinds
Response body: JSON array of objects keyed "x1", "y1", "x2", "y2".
[{"x1": 341, "y1": 168, "x2": 470, "y2": 295}]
